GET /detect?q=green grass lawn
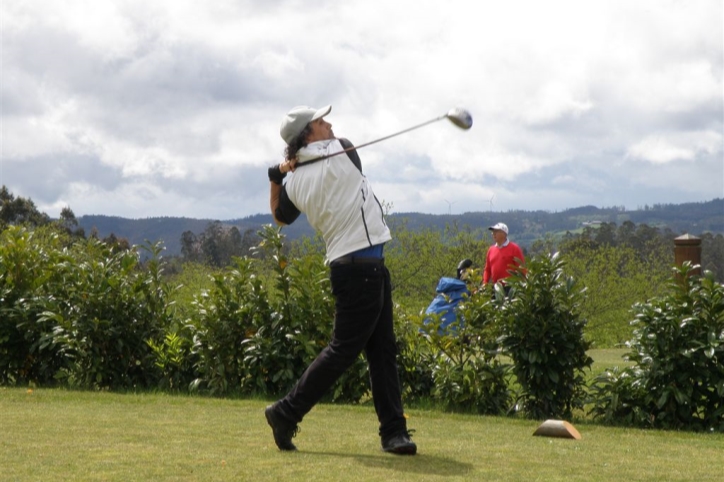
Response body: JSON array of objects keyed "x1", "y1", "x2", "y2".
[{"x1": 3, "y1": 383, "x2": 722, "y2": 482}]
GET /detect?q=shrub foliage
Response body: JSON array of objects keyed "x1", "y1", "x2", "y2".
[
  {"x1": 0, "y1": 226, "x2": 173, "y2": 389},
  {"x1": 413, "y1": 284, "x2": 512, "y2": 415},
  {"x1": 4, "y1": 219, "x2": 723, "y2": 432},
  {"x1": 499, "y1": 253, "x2": 593, "y2": 420},
  {"x1": 589, "y1": 263, "x2": 724, "y2": 431},
  {"x1": 0, "y1": 227, "x2": 68, "y2": 384},
  {"x1": 186, "y1": 225, "x2": 369, "y2": 401}
]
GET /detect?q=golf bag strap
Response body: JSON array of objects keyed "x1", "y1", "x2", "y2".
[
  {"x1": 339, "y1": 138, "x2": 362, "y2": 173},
  {"x1": 295, "y1": 138, "x2": 362, "y2": 172}
]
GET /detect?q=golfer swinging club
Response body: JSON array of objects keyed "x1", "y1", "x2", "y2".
[{"x1": 265, "y1": 105, "x2": 417, "y2": 455}]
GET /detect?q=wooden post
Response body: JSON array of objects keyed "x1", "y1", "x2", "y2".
[{"x1": 674, "y1": 234, "x2": 702, "y2": 277}]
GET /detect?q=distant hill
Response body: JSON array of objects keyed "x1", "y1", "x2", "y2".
[
  {"x1": 77, "y1": 214, "x2": 317, "y2": 256},
  {"x1": 77, "y1": 198, "x2": 724, "y2": 257}
]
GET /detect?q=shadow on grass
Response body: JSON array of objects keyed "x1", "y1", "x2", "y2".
[{"x1": 304, "y1": 450, "x2": 473, "y2": 476}]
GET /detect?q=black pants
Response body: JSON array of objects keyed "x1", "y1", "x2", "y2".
[{"x1": 275, "y1": 260, "x2": 407, "y2": 439}]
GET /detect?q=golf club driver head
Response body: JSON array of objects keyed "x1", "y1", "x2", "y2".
[{"x1": 446, "y1": 108, "x2": 473, "y2": 130}]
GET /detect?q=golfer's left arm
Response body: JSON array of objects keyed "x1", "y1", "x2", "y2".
[
  {"x1": 268, "y1": 160, "x2": 300, "y2": 226},
  {"x1": 269, "y1": 182, "x2": 287, "y2": 226}
]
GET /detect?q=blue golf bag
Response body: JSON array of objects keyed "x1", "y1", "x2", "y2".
[{"x1": 423, "y1": 277, "x2": 470, "y2": 334}]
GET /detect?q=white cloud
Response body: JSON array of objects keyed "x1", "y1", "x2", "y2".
[
  {"x1": 627, "y1": 131, "x2": 722, "y2": 164},
  {"x1": 627, "y1": 137, "x2": 694, "y2": 164},
  {"x1": 519, "y1": 82, "x2": 594, "y2": 126}
]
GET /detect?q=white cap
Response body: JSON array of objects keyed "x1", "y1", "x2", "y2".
[
  {"x1": 488, "y1": 222, "x2": 508, "y2": 234},
  {"x1": 280, "y1": 105, "x2": 332, "y2": 145}
]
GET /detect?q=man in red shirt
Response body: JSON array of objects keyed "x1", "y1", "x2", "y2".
[{"x1": 483, "y1": 222, "x2": 525, "y2": 289}]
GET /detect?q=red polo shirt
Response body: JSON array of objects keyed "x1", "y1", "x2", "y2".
[{"x1": 483, "y1": 241, "x2": 524, "y2": 284}]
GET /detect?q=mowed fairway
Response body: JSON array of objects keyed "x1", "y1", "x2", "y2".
[{"x1": 2, "y1": 386, "x2": 722, "y2": 482}]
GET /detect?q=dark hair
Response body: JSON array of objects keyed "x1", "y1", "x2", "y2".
[{"x1": 284, "y1": 124, "x2": 313, "y2": 161}]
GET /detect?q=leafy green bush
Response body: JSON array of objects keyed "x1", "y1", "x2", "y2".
[
  {"x1": 42, "y1": 240, "x2": 173, "y2": 389},
  {"x1": 499, "y1": 252, "x2": 593, "y2": 419},
  {"x1": 0, "y1": 226, "x2": 68, "y2": 385},
  {"x1": 1, "y1": 227, "x2": 175, "y2": 388},
  {"x1": 147, "y1": 331, "x2": 195, "y2": 391},
  {"x1": 397, "y1": 275, "x2": 511, "y2": 414},
  {"x1": 394, "y1": 309, "x2": 435, "y2": 402},
  {"x1": 589, "y1": 264, "x2": 724, "y2": 431},
  {"x1": 186, "y1": 256, "x2": 269, "y2": 395},
  {"x1": 425, "y1": 290, "x2": 511, "y2": 414},
  {"x1": 188, "y1": 226, "x2": 369, "y2": 401},
  {"x1": 248, "y1": 226, "x2": 369, "y2": 402}
]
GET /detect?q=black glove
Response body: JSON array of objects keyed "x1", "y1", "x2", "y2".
[{"x1": 268, "y1": 164, "x2": 287, "y2": 185}]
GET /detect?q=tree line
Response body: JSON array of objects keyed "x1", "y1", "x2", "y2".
[
  {"x1": 2, "y1": 185, "x2": 723, "y2": 349},
  {"x1": 71, "y1": 198, "x2": 724, "y2": 257}
]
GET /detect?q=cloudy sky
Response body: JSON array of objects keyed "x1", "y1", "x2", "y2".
[{"x1": 1, "y1": 0, "x2": 722, "y2": 220}]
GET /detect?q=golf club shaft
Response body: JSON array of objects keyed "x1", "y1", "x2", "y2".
[{"x1": 297, "y1": 114, "x2": 447, "y2": 167}]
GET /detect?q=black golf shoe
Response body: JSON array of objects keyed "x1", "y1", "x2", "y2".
[
  {"x1": 381, "y1": 430, "x2": 417, "y2": 455},
  {"x1": 264, "y1": 404, "x2": 299, "y2": 451}
]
